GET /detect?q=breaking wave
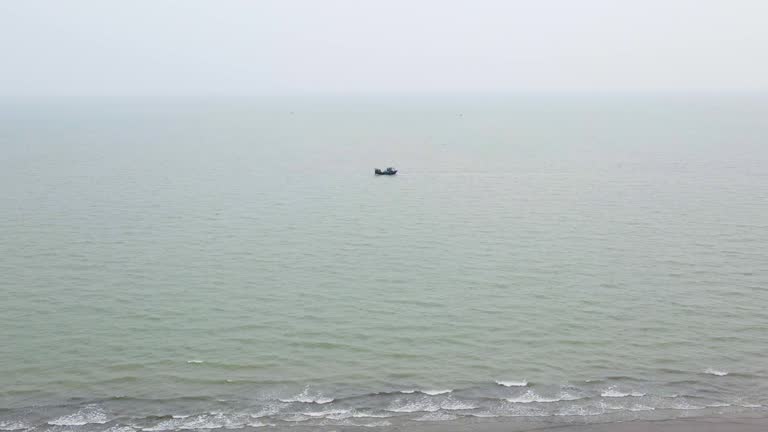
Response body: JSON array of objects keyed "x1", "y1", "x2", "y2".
[
  {"x1": 387, "y1": 397, "x2": 477, "y2": 413},
  {"x1": 278, "y1": 387, "x2": 334, "y2": 404},
  {"x1": 142, "y1": 413, "x2": 256, "y2": 431},
  {"x1": 0, "y1": 421, "x2": 29, "y2": 431},
  {"x1": 419, "y1": 389, "x2": 453, "y2": 395},
  {"x1": 48, "y1": 405, "x2": 108, "y2": 426},
  {"x1": 11, "y1": 376, "x2": 763, "y2": 431},
  {"x1": 506, "y1": 390, "x2": 584, "y2": 404},
  {"x1": 397, "y1": 388, "x2": 453, "y2": 395},
  {"x1": 496, "y1": 380, "x2": 528, "y2": 387},
  {"x1": 600, "y1": 386, "x2": 646, "y2": 398}
]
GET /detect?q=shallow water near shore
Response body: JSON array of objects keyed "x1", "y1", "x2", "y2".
[{"x1": 1, "y1": 95, "x2": 767, "y2": 430}]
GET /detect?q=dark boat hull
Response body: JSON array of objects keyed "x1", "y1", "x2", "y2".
[{"x1": 375, "y1": 169, "x2": 397, "y2": 175}]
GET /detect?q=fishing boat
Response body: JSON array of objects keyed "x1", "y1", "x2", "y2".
[{"x1": 374, "y1": 167, "x2": 397, "y2": 176}]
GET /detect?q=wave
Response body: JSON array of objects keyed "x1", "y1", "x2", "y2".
[
  {"x1": 420, "y1": 389, "x2": 453, "y2": 395},
  {"x1": 0, "y1": 421, "x2": 29, "y2": 431},
  {"x1": 143, "y1": 413, "x2": 252, "y2": 431},
  {"x1": 601, "y1": 404, "x2": 656, "y2": 412},
  {"x1": 186, "y1": 360, "x2": 204, "y2": 364},
  {"x1": 301, "y1": 409, "x2": 352, "y2": 419},
  {"x1": 555, "y1": 405, "x2": 605, "y2": 417},
  {"x1": 496, "y1": 380, "x2": 528, "y2": 387},
  {"x1": 279, "y1": 387, "x2": 334, "y2": 404},
  {"x1": 248, "y1": 405, "x2": 281, "y2": 419},
  {"x1": 387, "y1": 397, "x2": 477, "y2": 413},
  {"x1": 703, "y1": 368, "x2": 729, "y2": 376},
  {"x1": 279, "y1": 396, "x2": 334, "y2": 404},
  {"x1": 600, "y1": 387, "x2": 646, "y2": 398},
  {"x1": 352, "y1": 411, "x2": 394, "y2": 419},
  {"x1": 48, "y1": 405, "x2": 108, "y2": 426},
  {"x1": 627, "y1": 405, "x2": 655, "y2": 412},
  {"x1": 122, "y1": 395, "x2": 732, "y2": 429},
  {"x1": 506, "y1": 390, "x2": 583, "y2": 404},
  {"x1": 18, "y1": 379, "x2": 764, "y2": 430},
  {"x1": 397, "y1": 389, "x2": 453, "y2": 395},
  {"x1": 441, "y1": 400, "x2": 479, "y2": 410}
]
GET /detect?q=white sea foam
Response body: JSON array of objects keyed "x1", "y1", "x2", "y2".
[
  {"x1": 495, "y1": 380, "x2": 528, "y2": 387},
  {"x1": 556, "y1": 405, "x2": 605, "y2": 417},
  {"x1": 281, "y1": 396, "x2": 334, "y2": 404},
  {"x1": 507, "y1": 394, "x2": 560, "y2": 404},
  {"x1": 386, "y1": 396, "x2": 474, "y2": 413},
  {"x1": 602, "y1": 399, "x2": 650, "y2": 412},
  {"x1": 628, "y1": 405, "x2": 655, "y2": 412},
  {"x1": 600, "y1": 386, "x2": 645, "y2": 398},
  {"x1": 420, "y1": 389, "x2": 452, "y2": 395},
  {"x1": 186, "y1": 360, "x2": 204, "y2": 364},
  {"x1": 179, "y1": 414, "x2": 245, "y2": 429},
  {"x1": 390, "y1": 387, "x2": 452, "y2": 395},
  {"x1": 441, "y1": 400, "x2": 478, "y2": 410},
  {"x1": 351, "y1": 412, "x2": 392, "y2": 419},
  {"x1": 144, "y1": 413, "x2": 250, "y2": 431},
  {"x1": 143, "y1": 419, "x2": 180, "y2": 431},
  {"x1": 102, "y1": 427, "x2": 137, "y2": 432},
  {"x1": 387, "y1": 400, "x2": 440, "y2": 413},
  {"x1": 249, "y1": 405, "x2": 280, "y2": 419},
  {"x1": 302, "y1": 409, "x2": 352, "y2": 419},
  {"x1": 506, "y1": 390, "x2": 582, "y2": 404},
  {"x1": 704, "y1": 368, "x2": 728, "y2": 376},
  {"x1": 279, "y1": 387, "x2": 334, "y2": 404},
  {"x1": 0, "y1": 421, "x2": 29, "y2": 431},
  {"x1": 49, "y1": 405, "x2": 108, "y2": 426}
]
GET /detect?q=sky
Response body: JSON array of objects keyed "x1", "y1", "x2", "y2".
[{"x1": 1, "y1": 0, "x2": 767, "y2": 97}]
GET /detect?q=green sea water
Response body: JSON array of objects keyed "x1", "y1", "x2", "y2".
[{"x1": 1, "y1": 95, "x2": 767, "y2": 430}]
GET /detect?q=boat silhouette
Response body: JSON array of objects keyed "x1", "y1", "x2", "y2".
[{"x1": 374, "y1": 167, "x2": 397, "y2": 176}]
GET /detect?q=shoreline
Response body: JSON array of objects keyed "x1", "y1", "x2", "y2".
[{"x1": 402, "y1": 413, "x2": 768, "y2": 432}]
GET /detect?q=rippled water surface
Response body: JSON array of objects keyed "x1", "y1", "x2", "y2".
[{"x1": 1, "y1": 95, "x2": 767, "y2": 430}]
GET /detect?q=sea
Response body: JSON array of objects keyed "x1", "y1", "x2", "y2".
[{"x1": 1, "y1": 94, "x2": 767, "y2": 431}]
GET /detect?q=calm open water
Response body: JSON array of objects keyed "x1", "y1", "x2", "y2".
[{"x1": 1, "y1": 95, "x2": 767, "y2": 431}]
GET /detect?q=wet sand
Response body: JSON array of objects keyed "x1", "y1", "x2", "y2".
[
  {"x1": 405, "y1": 414, "x2": 768, "y2": 432},
  {"x1": 549, "y1": 416, "x2": 768, "y2": 432}
]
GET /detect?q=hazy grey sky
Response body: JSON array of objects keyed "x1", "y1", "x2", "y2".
[{"x1": 2, "y1": 0, "x2": 767, "y2": 96}]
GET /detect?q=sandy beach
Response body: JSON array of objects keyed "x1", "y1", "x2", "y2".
[{"x1": 402, "y1": 414, "x2": 768, "y2": 432}]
